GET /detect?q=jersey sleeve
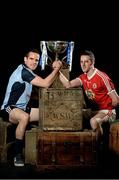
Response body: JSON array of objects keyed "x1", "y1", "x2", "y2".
[
  {"x1": 106, "y1": 79, "x2": 115, "y2": 94},
  {"x1": 21, "y1": 68, "x2": 36, "y2": 83},
  {"x1": 77, "y1": 74, "x2": 85, "y2": 86}
]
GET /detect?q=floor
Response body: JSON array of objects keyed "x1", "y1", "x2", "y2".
[
  {"x1": 0, "y1": 121, "x2": 118, "y2": 179},
  {"x1": 0, "y1": 151, "x2": 119, "y2": 179}
]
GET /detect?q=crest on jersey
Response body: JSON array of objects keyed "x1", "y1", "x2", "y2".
[
  {"x1": 92, "y1": 83, "x2": 97, "y2": 89},
  {"x1": 85, "y1": 89, "x2": 95, "y2": 100}
]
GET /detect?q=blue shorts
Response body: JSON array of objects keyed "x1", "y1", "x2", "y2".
[{"x1": 0, "y1": 106, "x2": 31, "y2": 122}]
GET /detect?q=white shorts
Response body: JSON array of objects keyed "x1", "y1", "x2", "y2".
[{"x1": 97, "y1": 109, "x2": 116, "y2": 123}]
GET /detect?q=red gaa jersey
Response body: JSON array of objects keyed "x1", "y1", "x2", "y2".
[{"x1": 78, "y1": 68, "x2": 115, "y2": 110}]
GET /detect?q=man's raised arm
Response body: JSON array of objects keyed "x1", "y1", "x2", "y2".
[{"x1": 59, "y1": 71, "x2": 81, "y2": 88}]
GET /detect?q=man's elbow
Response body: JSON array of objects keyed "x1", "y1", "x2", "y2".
[
  {"x1": 65, "y1": 84, "x2": 71, "y2": 89},
  {"x1": 62, "y1": 83, "x2": 71, "y2": 89},
  {"x1": 45, "y1": 83, "x2": 51, "y2": 88},
  {"x1": 41, "y1": 81, "x2": 51, "y2": 88}
]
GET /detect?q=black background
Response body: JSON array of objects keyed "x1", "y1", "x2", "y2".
[
  {"x1": 0, "y1": 1, "x2": 119, "y2": 178},
  {"x1": 0, "y1": 1, "x2": 119, "y2": 106}
]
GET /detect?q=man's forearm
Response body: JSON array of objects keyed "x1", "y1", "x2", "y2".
[
  {"x1": 45, "y1": 68, "x2": 59, "y2": 88},
  {"x1": 59, "y1": 71, "x2": 71, "y2": 88}
]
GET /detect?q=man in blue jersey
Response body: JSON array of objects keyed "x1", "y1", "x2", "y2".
[{"x1": 0, "y1": 49, "x2": 62, "y2": 166}]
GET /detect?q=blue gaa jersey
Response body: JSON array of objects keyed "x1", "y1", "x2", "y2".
[{"x1": 1, "y1": 64, "x2": 36, "y2": 111}]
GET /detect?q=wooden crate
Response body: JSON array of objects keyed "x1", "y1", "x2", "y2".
[
  {"x1": 39, "y1": 88, "x2": 85, "y2": 131},
  {"x1": 0, "y1": 118, "x2": 16, "y2": 162},
  {"x1": 25, "y1": 128, "x2": 39, "y2": 165},
  {"x1": 25, "y1": 129, "x2": 98, "y2": 167},
  {"x1": 37, "y1": 131, "x2": 98, "y2": 167},
  {"x1": 109, "y1": 120, "x2": 119, "y2": 155}
]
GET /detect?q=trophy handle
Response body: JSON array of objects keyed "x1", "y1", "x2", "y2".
[
  {"x1": 62, "y1": 55, "x2": 67, "y2": 61},
  {"x1": 62, "y1": 55, "x2": 69, "y2": 69}
]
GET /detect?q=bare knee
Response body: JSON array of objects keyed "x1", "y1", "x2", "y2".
[
  {"x1": 15, "y1": 113, "x2": 30, "y2": 139},
  {"x1": 19, "y1": 113, "x2": 30, "y2": 127}
]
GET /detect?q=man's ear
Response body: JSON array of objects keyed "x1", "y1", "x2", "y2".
[
  {"x1": 24, "y1": 57, "x2": 27, "y2": 63},
  {"x1": 91, "y1": 60, "x2": 95, "y2": 66}
]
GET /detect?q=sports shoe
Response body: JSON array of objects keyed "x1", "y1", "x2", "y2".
[{"x1": 14, "y1": 154, "x2": 24, "y2": 167}]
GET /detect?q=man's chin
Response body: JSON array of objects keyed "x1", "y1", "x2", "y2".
[
  {"x1": 31, "y1": 67, "x2": 37, "y2": 71},
  {"x1": 82, "y1": 69, "x2": 87, "y2": 73}
]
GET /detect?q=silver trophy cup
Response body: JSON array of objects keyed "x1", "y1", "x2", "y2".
[
  {"x1": 40, "y1": 41, "x2": 74, "y2": 69},
  {"x1": 46, "y1": 41, "x2": 68, "y2": 60}
]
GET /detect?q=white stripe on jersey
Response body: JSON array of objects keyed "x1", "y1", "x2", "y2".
[
  {"x1": 6, "y1": 106, "x2": 12, "y2": 113},
  {"x1": 96, "y1": 70, "x2": 113, "y2": 93}
]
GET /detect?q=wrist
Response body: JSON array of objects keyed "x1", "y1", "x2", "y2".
[{"x1": 53, "y1": 67, "x2": 60, "y2": 71}]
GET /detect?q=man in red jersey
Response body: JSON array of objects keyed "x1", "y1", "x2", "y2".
[{"x1": 59, "y1": 50, "x2": 119, "y2": 134}]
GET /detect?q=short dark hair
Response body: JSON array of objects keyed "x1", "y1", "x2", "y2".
[
  {"x1": 25, "y1": 48, "x2": 40, "y2": 58},
  {"x1": 80, "y1": 50, "x2": 95, "y2": 62}
]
